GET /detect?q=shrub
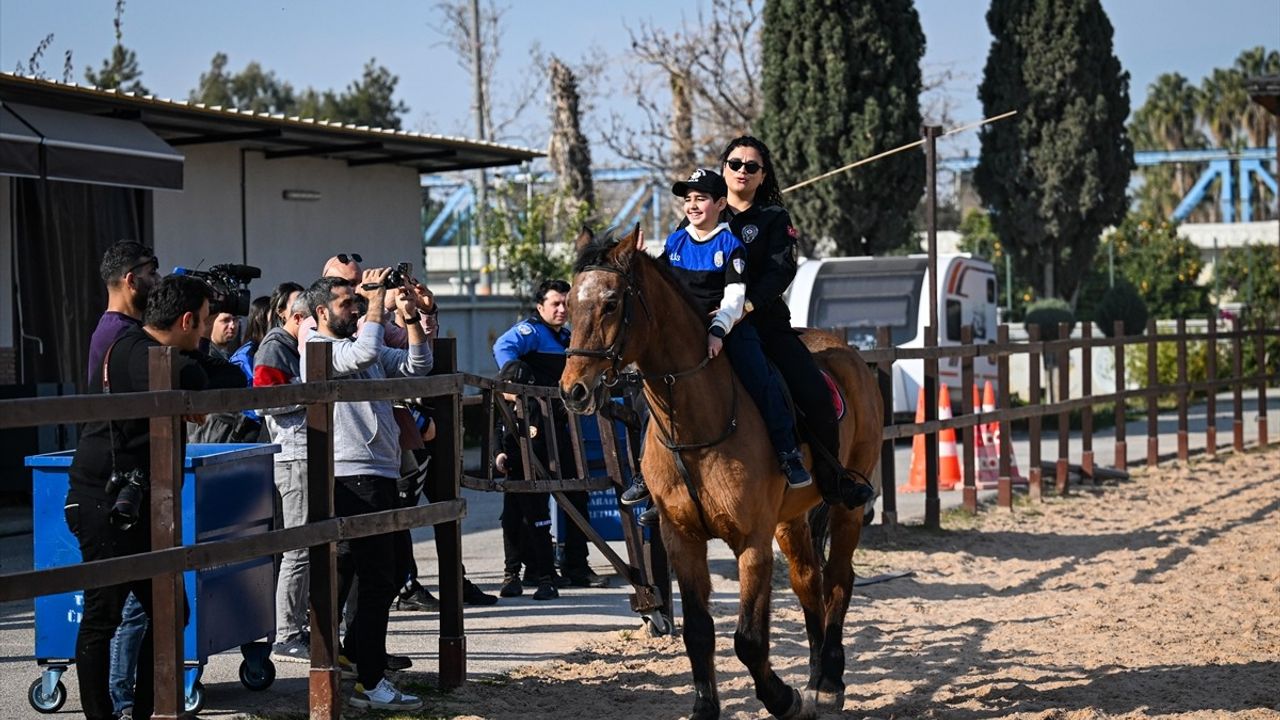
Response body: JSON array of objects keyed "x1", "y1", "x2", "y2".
[
  {"x1": 1024, "y1": 298, "x2": 1075, "y2": 341},
  {"x1": 1094, "y1": 278, "x2": 1149, "y2": 337}
]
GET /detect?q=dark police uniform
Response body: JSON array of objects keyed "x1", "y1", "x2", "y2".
[{"x1": 492, "y1": 315, "x2": 596, "y2": 585}]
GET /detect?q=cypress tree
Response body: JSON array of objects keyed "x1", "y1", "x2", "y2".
[
  {"x1": 975, "y1": 0, "x2": 1133, "y2": 302},
  {"x1": 757, "y1": 0, "x2": 925, "y2": 255}
]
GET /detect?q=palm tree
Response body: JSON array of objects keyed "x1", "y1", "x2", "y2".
[
  {"x1": 1130, "y1": 73, "x2": 1206, "y2": 217},
  {"x1": 1235, "y1": 46, "x2": 1279, "y2": 221},
  {"x1": 1197, "y1": 68, "x2": 1248, "y2": 151}
]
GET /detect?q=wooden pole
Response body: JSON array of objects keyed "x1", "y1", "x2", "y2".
[
  {"x1": 1027, "y1": 325, "x2": 1043, "y2": 501},
  {"x1": 961, "y1": 325, "x2": 977, "y2": 513},
  {"x1": 428, "y1": 338, "x2": 467, "y2": 688},
  {"x1": 148, "y1": 346, "x2": 185, "y2": 720},
  {"x1": 1113, "y1": 321, "x2": 1127, "y2": 472},
  {"x1": 1177, "y1": 318, "x2": 1189, "y2": 462},
  {"x1": 876, "y1": 326, "x2": 897, "y2": 527},
  {"x1": 305, "y1": 342, "x2": 340, "y2": 720}
]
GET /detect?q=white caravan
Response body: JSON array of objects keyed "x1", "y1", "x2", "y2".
[{"x1": 786, "y1": 253, "x2": 999, "y2": 415}]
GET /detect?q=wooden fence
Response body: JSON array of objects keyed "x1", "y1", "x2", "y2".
[{"x1": 0, "y1": 319, "x2": 1275, "y2": 718}]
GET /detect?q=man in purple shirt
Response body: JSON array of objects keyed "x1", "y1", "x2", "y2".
[{"x1": 84, "y1": 241, "x2": 160, "y2": 719}]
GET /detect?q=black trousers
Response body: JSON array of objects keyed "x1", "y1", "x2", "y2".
[
  {"x1": 334, "y1": 475, "x2": 398, "y2": 689},
  {"x1": 66, "y1": 489, "x2": 188, "y2": 720},
  {"x1": 559, "y1": 491, "x2": 592, "y2": 575},
  {"x1": 754, "y1": 322, "x2": 841, "y2": 492},
  {"x1": 500, "y1": 492, "x2": 555, "y2": 580}
]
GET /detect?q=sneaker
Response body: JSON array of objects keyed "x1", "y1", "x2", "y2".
[
  {"x1": 499, "y1": 574, "x2": 523, "y2": 597},
  {"x1": 463, "y1": 579, "x2": 499, "y2": 606},
  {"x1": 523, "y1": 571, "x2": 569, "y2": 588},
  {"x1": 350, "y1": 678, "x2": 423, "y2": 711},
  {"x1": 778, "y1": 450, "x2": 813, "y2": 488},
  {"x1": 619, "y1": 473, "x2": 650, "y2": 506},
  {"x1": 532, "y1": 580, "x2": 559, "y2": 601},
  {"x1": 385, "y1": 653, "x2": 413, "y2": 671},
  {"x1": 271, "y1": 638, "x2": 310, "y2": 664},
  {"x1": 338, "y1": 654, "x2": 357, "y2": 680},
  {"x1": 395, "y1": 585, "x2": 440, "y2": 612},
  {"x1": 118, "y1": 707, "x2": 133, "y2": 720},
  {"x1": 564, "y1": 569, "x2": 610, "y2": 588}
]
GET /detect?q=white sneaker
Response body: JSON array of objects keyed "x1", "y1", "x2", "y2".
[{"x1": 349, "y1": 678, "x2": 423, "y2": 711}]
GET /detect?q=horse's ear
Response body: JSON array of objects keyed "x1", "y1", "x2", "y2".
[
  {"x1": 608, "y1": 223, "x2": 642, "y2": 266},
  {"x1": 574, "y1": 226, "x2": 594, "y2": 253}
]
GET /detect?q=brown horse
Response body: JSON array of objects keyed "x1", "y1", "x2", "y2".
[{"x1": 559, "y1": 227, "x2": 882, "y2": 719}]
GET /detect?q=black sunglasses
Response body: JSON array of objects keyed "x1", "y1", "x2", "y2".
[
  {"x1": 725, "y1": 158, "x2": 762, "y2": 175},
  {"x1": 337, "y1": 253, "x2": 362, "y2": 264},
  {"x1": 127, "y1": 256, "x2": 158, "y2": 275}
]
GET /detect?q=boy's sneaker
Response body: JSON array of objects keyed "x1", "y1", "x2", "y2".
[
  {"x1": 349, "y1": 678, "x2": 423, "y2": 711},
  {"x1": 271, "y1": 638, "x2": 310, "y2": 664},
  {"x1": 338, "y1": 654, "x2": 357, "y2": 680},
  {"x1": 778, "y1": 450, "x2": 813, "y2": 488}
]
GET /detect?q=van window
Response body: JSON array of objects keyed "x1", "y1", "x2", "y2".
[
  {"x1": 946, "y1": 299, "x2": 962, "y2": 341},
  {"x1": 987, "y1": 278, "x2": 996, "y2": 303}
]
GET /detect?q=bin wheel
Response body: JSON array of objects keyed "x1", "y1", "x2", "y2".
[
  {"x1": 185, "y1": 681, "x2": 205, "y2": 715},
  {"x1": 28, "y1": 678, "x2": 66, "y2": 714},
  {"x1": 643, "y1": 611, "x2": 673, "y2": 637},
  {"x1": 240, "y1": 657, "x2": 276, "y2": 691}
]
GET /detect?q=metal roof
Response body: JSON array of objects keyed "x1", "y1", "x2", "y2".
[{"x1": 0, "y1": 72, "x2": 542, "y2": 173}]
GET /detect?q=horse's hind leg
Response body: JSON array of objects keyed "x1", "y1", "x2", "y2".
[
  {"x1": 815, "y1": 503, "x2": 861, "y2": 709},
  {"x1": 734, "y1": 534, "x2": 811, "y2": 720},
  {"x1": 662, "y1": 524, "x2": 720, "y2": 720},
  {"x1": 776, "y1": 513, "x2": 827, "y2": 700}
]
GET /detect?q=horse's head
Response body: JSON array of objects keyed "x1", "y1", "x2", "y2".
[{"x1": 560, "y1": 224, "x2": 647, "y2": 415}]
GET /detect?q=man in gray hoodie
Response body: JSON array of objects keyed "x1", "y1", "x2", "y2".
[{"x1": 302, "y1": 268, "x2": 432, "y2": 711}]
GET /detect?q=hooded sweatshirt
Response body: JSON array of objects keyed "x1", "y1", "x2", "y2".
[
  {"x1": 301, "y1": 322, "x2": 433, "y2": 479},
  {"x1": 253, "y1": 326, "x2": 305, "y2": 461}
]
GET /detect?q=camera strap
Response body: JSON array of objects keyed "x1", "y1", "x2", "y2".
[{"x1": 102, "y1": 336, "x2": 125, "y2": 473}]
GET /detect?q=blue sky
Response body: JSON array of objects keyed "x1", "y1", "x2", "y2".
[{"x1": 2, "y1": 0, "x2": 1277, "y2": 163}]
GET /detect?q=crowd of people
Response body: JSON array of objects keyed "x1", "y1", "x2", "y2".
[{"x1": 65, "y1": 135, "x2": 874, "y2": 718}]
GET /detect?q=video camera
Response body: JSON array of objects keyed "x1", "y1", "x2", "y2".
[
  {"x1": 172, "y1": 263, "x2": 262, "y2": 316},
  {"x1": 361, "y1": 262, "x2": 413, "y2": 291}
]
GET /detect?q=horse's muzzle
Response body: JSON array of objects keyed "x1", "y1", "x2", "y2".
[{"x1": 560, "y1": 380, "x2": 597, "y2": 415}]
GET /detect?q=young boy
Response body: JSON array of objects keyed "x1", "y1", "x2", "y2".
[{"x1": 620, "y1": 168, "x2": 811, "y2": 517}]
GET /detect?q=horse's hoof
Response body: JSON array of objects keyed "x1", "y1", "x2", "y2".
[
  {"x1": 776, "y1": 687, "x2": 816, "y2": 720},
  {"x1": 816, "y1": 688, "x2": 845, "y2": 710}
]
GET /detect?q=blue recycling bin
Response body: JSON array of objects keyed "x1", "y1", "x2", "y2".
[
  {"x1": 553, "y1": 408, "x2": 645, "y2": 545},
  {"x1": 24, "y1": 443, "x2": 279, "y2": 714}
]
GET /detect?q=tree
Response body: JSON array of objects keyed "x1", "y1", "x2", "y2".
[
  {"x1": 758, "y1": 0, "x2": 925, "y2": 256},
  {"x1": 1105, "y1": 214, "x2": 1209, "y2": 320},
  {"x1": 1128, "y1": 73, "x2": 1205, "y2": 219},
  {"x1": 190, "y1": 53, "x2": 295, "y2": 113},
  {"x1": 84, "y1": 0, "x2": 147, "y2": 94},
  {"x1": 547, "y1": 56, "x2": 595, "y2": 216},
  {"x1": 975, "y1": 0, "x2": 1133, "y2": 302}
]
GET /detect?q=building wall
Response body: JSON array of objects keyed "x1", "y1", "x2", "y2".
[{"x1": 152, "y1": 145, "x2": 422, "y2": 293}]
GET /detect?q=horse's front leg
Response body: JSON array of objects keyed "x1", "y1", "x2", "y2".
[
  {"x1": 662, "y1": 523, "x2": 720, "y2": 720},
  {"x1": 775, "y1": 513, "x2": 826, "y2": 699},
  {"x1": 735, "y1": 535, "x2": 811, "y2": 720},
  {"x1": 814, "y1": 502, "x2": 861, "y2": 710}
]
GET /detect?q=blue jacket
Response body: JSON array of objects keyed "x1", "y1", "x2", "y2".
[{"x1": 492, "y1": 315, "x2": 571, "y2": 387}]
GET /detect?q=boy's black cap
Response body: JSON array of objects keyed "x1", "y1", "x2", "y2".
[{"x1": 672, "y1": 168, "x2": 728, "y2": 199}]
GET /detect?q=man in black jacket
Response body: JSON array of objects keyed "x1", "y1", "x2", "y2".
[{"x1": 66, "y1": 275, "x2": 246, "y2": 720}]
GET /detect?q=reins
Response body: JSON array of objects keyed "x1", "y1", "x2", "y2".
[{"x1": 567, "y1": 262, "x2": 739, "y2": 535}]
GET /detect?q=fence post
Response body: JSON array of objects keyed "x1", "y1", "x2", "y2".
[
  {"x1": 305, "y1": 342, "x2": 341, "y2": 720},
  {"x1": 997, "y1": 324, "x2": 1013, "y2": 509},
  {"x1": 1233, "y1": 316, "x2": 1244, "y2": 452},
  {"x1": 1027, "y1": 324, "x2": 1043, "y2": 502},
  {"x1": 1206, "y1": 316, "x2": 1217, "y2": 458},
  {"x1": 428, "y1": 338, "x2": 467, "y2": 688},
  {"x1": 1257, "y1": 319, "x2": 1269, "y2": 448},
  {"x1": 876, "y1": 326, "x2": 897, "y2": 527},
  {"x1": 1113, "y1": 321, "x2": 1127, "y2": 472},
  {"x1": 1081, "y1": 322, "x2": 1094, "y2": 483},
  {"x1": 1056, "y1": 322, "x2": 1070, "y2": 495},
  {"x1": 961, "y1": 325, "x2": 976, "y2": 513},
  {"x1": 924, "y1": 325, "x2": 940, "y2": 529},
  {"x1": 1147, "y1": 319, "x2": 1159, "y2": 467},
  {"x1": 1176, "y1": 317, "x2": 1189, "y2": 462},
  {"x1": 147, "y1": 346, "x2": 184, "y2": 720}
]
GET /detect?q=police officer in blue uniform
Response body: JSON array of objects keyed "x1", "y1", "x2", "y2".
[{"x1": 493, "y1": 280, "x2": 609, "y2": 597}]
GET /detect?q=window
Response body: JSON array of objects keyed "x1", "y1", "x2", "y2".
[{"x1": 946, "y1": 299, "x2": 962, "y2": 341}]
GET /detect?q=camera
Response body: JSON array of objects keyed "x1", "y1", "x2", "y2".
[
  {"x1": 362, "y1": 262, "x2": 413, "y2": 291},
  {"x1": 105, "y1": 469, "x2": 148, "y2": 530},
  {"x1": 172, "y1": 263, "x2": 262, "y2": 316}
]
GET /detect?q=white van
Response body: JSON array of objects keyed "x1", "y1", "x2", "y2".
[{"x1": 786, "y1": 253, "x2": 999, "y2": 415}]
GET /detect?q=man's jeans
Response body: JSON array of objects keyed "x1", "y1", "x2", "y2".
[
  {"x1": 108, "y1": 593, "x2": 148, "y2": 713},
  {"x1": 273, "y1": 459, "x2": 309, "y2": 643}
]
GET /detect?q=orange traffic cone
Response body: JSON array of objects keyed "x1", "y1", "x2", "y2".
[
  {"x1": 901, "y1": 388, "x2": 927, "y2": 492},
  {"x1": 982, "y1": 380, "x2": 1027, "y2": 487},
  {"x1": 937, "y1": 384, "x2": 961, "y2": 491}
]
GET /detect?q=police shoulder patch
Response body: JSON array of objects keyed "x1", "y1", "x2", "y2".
[
  {"x1": 742, "y1": 224, "x2": 760, "y2": 244},
  {"x1": 517, "y1": 324, "x2": 534, "y2": 336}
]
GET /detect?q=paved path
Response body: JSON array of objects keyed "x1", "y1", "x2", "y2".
[{"x1": 1, "y1": 389, "x2": 1275, "y2": 716}]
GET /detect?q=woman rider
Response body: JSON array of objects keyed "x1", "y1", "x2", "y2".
[{"x1": 623, "y1": 136, "x2": 874, "y2": 516}]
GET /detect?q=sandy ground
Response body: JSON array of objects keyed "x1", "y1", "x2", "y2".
[{"x1": 376, "y1": 447, "x2": 1280, "y2": 720}]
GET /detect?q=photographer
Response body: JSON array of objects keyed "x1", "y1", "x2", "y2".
[{"x1": 67, "y1": 275, "x2": 246, "y2": 720}]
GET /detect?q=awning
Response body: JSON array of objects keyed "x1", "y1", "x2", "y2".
[{"x1": 0, "y1": 101, "x2": 183, "y2": 190}]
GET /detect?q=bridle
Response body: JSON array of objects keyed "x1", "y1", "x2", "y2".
[{"x1": 565, "y1": 262, "x2": 739, "y2": 534}]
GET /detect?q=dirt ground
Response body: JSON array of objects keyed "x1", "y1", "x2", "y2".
[{"x1": 376, "y1": 448, "x2": 1280, "y2": 719}]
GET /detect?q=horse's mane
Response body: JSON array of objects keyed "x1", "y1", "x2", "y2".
[{"x1": 572, "y1": 229, "x2": 705, "y2": 325}]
